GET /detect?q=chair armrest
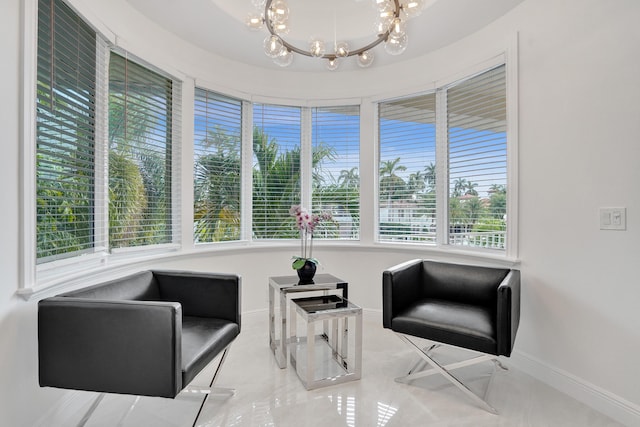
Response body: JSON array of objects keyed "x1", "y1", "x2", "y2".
[
  {"x1": 152, "y1": 271, "x2": 241, "y2": 327},
  {"x1": 382, "y1": 259, "x2": 424, "y2": 329},
  {"x1": 38, "y1": 298, "x2": 182, "y2": 398},
  {"x1": 497, "y1": 269, "x2": 521, "y2": 356}
]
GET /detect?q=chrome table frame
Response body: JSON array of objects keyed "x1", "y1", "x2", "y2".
[
  {"x1": 268, "y1": 274, "x2": 348, "y2": 369},
  {"x1": 290, "y1": 295, "x2": 362, "y2": 390}
]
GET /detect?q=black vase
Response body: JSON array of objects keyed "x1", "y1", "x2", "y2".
[{"x1": 296, "y1": 260, "x2": 317, "y2": 284}]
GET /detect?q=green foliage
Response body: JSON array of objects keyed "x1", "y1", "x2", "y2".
[
  {"x1": 108, "y1": 152, "x2": 147, "y2": 247},
  {"x1": 194, "y1": 126, "x2": 242, "y2": 243}
]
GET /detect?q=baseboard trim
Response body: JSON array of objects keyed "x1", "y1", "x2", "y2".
[{"x1": 509, "y1": 350, "x2": 640, "y2": 427}]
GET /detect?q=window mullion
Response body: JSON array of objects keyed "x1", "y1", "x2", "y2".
[
  {"x1": 94, "y1": 37, "x2": 109, "y2": 254},
  {"x1": 300, "y1": 107, "x2": 312, "y2": 209},
  {"x1": 242, "y1": 100, "x2": 253, "y2": 242},
  {"x1": 435, "y1": 88, "x2": 449, "y2": 246}
]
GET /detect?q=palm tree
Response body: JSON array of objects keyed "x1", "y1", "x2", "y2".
[
  {"x1": 452, "y1": 178, "x2": 468, "y2": 197},
  {"x1": 338, "y1": 167, "x2": 359, "y2": 190},
  {"x1": 193, "y1": 127, "x2": 242, "y2": 242},
  {"x1": 463, "y1": 196, "x2": 484, "y2": 227},
  {"x1": 407, "y1": 170, "x2": 427, "y2": 196},
  {"x1": 424, "y1": 162, "x2": 436, "y2": 190},
  {"x1": 464, "y1": 181, "x2": 479, "y2": 196},
  {"x1": 379, "y1": 158, "x2": 407, "y2": 202}
]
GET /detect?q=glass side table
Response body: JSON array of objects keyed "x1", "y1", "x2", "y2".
[
  {"x1": 269, "y1": 274, "x2": 348, "y2": 369},
  {"x1": 289, "y1": 295, "x2": 362, "y2": 390}
]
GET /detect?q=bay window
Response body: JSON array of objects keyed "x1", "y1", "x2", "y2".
[{"x1": 378, "y1": 64, "x2": 509, "y2": 251}]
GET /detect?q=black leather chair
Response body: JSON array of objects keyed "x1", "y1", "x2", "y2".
[
  {"x1": 38, "y1": 270, "x2": 241, "y2": 426},
  {"x1": 383, "y1": 259, "x2": 520, "y2": 413}
]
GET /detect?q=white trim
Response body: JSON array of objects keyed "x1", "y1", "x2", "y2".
[
  {"x1": 300, "y1": 108, "x2": 312, "y2": 209},
  {"x1": 94, "y1": 37, "x2": 110, "y2": 255},
  {"x1": 510, "y1": 350, "x2": 640, "y2": 427},
  {"x1": 359, "y1": 100, "x2": 376, "y2": 246},
  {"x1": 505, "y1": 32, "x2": 520, "y2": 260},
  {"x1": 180, "y1": 79, "x2": 195, "y2": 249},
  {"x1": 19, "y1": 0, "x2": 38, "y2": 291},
  {"x1": 241, "y1": 100, "x2": 254, "y2": 242},
  {"x1": 435, "y1": 88, "x2": 449, "y2": 244}
]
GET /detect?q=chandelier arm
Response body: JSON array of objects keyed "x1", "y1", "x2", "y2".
[{"x1": 264, "y1": 0, "x2": 402, "y2": 60}]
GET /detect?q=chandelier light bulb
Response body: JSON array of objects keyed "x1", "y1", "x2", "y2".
[
  {"x1": 357, "y1": 51, "x2": 374, "y2": 67},
  {"x1": 272, "y1": 22, "x2": 289, "y2": 35},
  {"x1": 401, "y1": 0, "x2": 425, "y2": 18},
  {"x1": 378, "y1": 2, "x2": 396, "y2": 21},
  {"x1": 246, "y1": 13, "x2": 264, "y2": 31},
  {"x1": 264, "y1": 35, "x2": 284, "y2": 58},
  {"x1": 390, "y1": 18, "x2": 405, "y2": 36},
  {"x1": 273, "y1": 49, "x2": 293, "y2": 67},
  {"x1": 374, "y1": 18, "x2": 392, "y2": 35},
  {"x1": 268, "y1": 0, "x2": 289, "y2": 25},
  {"x1": 309, "y1": 39, "x2": 326, "y2": 57},
  {"x1": 335, "y1": 42, "x2": 350, "y2": 58},
  {"x1": 385, "y1": 32, "x2": 408, "y2": 55},
  {"x1": 327, "y1": 58, "x2": 339, "y2": 71},
  {"x1": 374, "y1": 0, "x2": 393, "y2": 11}
]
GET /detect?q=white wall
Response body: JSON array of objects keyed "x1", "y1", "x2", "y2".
[{"x1": 1, "y1": 0, "x2": 639, "y2": 425}]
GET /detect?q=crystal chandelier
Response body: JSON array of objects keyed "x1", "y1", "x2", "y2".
[{"x1": 246, "y1": 0, "x2": 425, "y2": 70}]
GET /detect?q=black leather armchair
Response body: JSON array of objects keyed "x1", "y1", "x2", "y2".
[
  {"x1": 383, "y1": 259, "x2": 520, "y2": 413},
  {"x1": 38, "y1": 270, "x2": 241, "y2": 425}
]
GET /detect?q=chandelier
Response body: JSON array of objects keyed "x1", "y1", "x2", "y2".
[{"x1": 246, "y1": 0, "x2": 426, "y2": 70}]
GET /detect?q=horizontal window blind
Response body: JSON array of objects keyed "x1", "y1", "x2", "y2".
[
  {"x1": 193, "y1": 88, "x2": 242, "y2": 243},
  {"x1": 378, "y1": 94, "x2": 437, "y2": 242},
  {"x1": 108, "y1": 53, "x2": 174, "y2": 249},
  {"x1": 447, "y1": 65, "x2": 507, "y2": 249},
  {"x1": 36, "y1": 0, "x2": 97, "y2": 262},
  {"x1": 311, "y1": 105, "x2": 360, "y2": 240},
  {"x1": 252, "y1": 103, "x2": 301, "y2": 239}
]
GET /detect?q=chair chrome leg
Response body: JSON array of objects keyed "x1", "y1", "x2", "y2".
[
  {"x1": 396, "y1": 334, "x2": 499, "y2": 414},
  {"x1": 191, "y1": 345, "x2": 234, "y2": 427}
]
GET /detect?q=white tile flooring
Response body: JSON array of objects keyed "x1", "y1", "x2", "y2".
[{"x1": 69, "y1": 310, "x2": 623, "y2": 427}]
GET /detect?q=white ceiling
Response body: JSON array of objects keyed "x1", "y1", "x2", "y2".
[{"x1": 125, "y1": 0, "x2": 525, "y2": 72}]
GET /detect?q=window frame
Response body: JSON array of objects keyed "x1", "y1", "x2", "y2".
[
  {"x1": 19, "y1": 0, "x2": 516, "y2": 298},
  {"x1": 21, "y1": 0, "x2": 183, "y2": 293},
  {"x1": 374, "y1": 54, "x2": 518, "y2": 260}
]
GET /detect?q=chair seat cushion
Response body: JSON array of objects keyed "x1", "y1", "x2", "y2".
[
  {"x1": 181, "y1": 316, "x2": 240, "y2": 386},
  {"x1": 391, "y1": 299, "x2": 497, "y2": 355}
]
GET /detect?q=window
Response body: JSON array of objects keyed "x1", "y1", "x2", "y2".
[
  {"x1": 378, "y1": 64, "x2": 509, "y2": 251},
  {"x1": 252, "y1": 103, "x2": 302, "y2": 239},
  {"x1": 108, "y1": 52, "x2": 177, "y2": 249},
  {"x1": 193, "y1": 88, "x2": 242, "y2": 243},
  {"x1": 311, "y1": 106, "x2": 360, "y2": 240},
  {"x1": 35, "y1": 0, "x2": 180, "y2": 269},
  {"x1": 36, "y1": 0, "x2": 99, "y2": 262},
  {"x1": 447, "y1": 66, "x2": 507, "y2": 249},
  {"x1": 378, "y1": 94, "x2": 436, "y2": 242}
]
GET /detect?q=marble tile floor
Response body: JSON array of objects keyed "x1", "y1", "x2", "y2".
[{"x1": 64, "y1": 310, "x2": 623, "y2": 427}]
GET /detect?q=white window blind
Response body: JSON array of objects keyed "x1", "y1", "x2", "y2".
[
  {"x1": 252, "y1": 103, "x2": 301, "y2": 239},
  {"x1": 108, "y1": 52, "x2": 175, "y2": 249},
  {"x1": 35, "y1": 0, "x2": 99, "y2": 262},
  {"x1": 447, "y1": 65, "x2": 507, "y2": 249},
  {"x1": 311, "y1": 106, "x2": 360, "y2": 240},
  {"x1": 378, "y1": 94, "x2": 437, "y2": 242},
  {"x1": 193, "y1": 88, "x2": 242, "y2": 243}
]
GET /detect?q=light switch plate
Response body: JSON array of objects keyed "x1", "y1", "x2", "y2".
[{"x1": 599, "y1": 207, "x2": 626, "y2": 230}]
